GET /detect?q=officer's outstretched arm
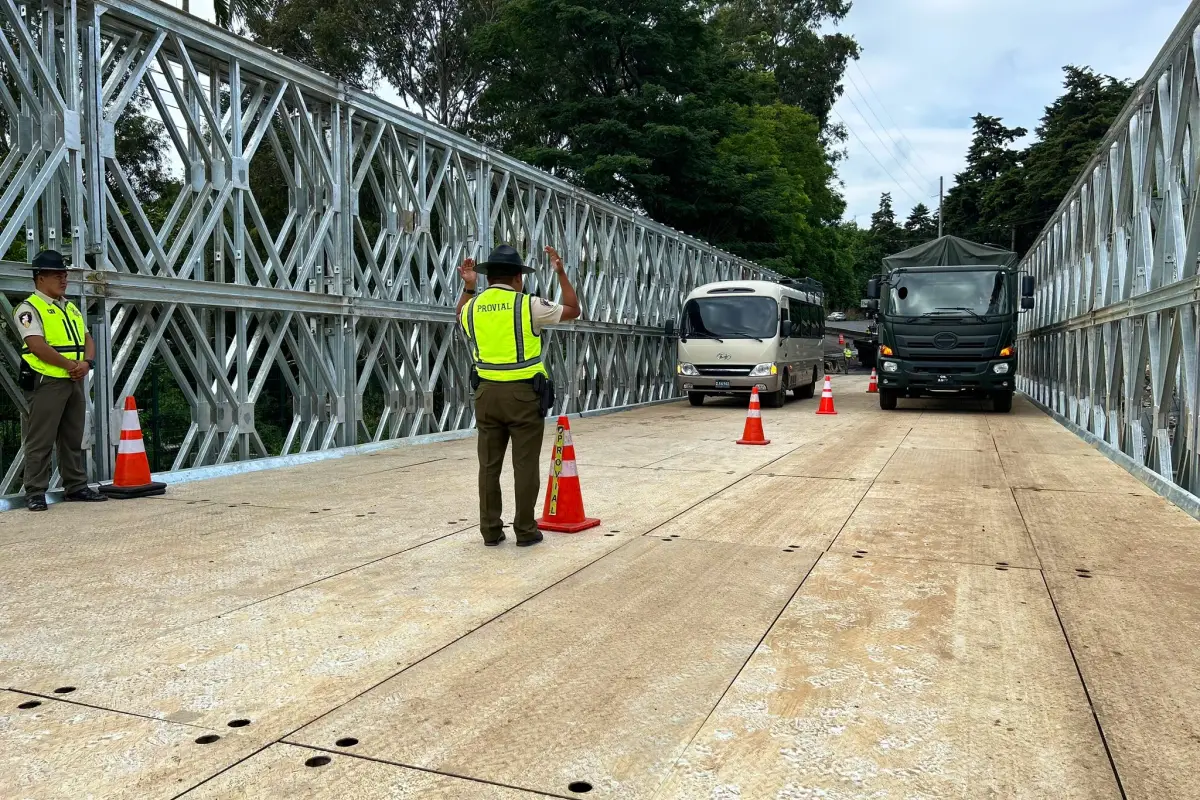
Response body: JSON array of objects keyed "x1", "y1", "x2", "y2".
[{"x1": 545, "y1": 246, "x2": 581, "y2": 322}]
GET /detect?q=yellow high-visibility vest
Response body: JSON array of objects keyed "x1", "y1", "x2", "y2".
[
  {"x1": 21, "y1": 293, "x2": 86, "y2": 379},
  {"x1": 459, "y1": 287, "x2": 546, "y2": 381}
]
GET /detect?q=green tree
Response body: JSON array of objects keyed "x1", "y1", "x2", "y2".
[
  {"x1": 940, "y1": 113, "x2": 1026, "y2": 245},
  {"x1": 247, "y1": 0, "x2": 382, "y2": 84},
  {"x1": 903, "y1": 202, "x2": 937, "y2": 246}
]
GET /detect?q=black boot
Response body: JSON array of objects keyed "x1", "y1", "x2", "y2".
[
  {"x1": 26, "y1": 494, "x2": 47, "y2": 512},
  {"x1": 516, "y1": 531, "x2": 544, "y2": 547},
  {"x1": 64, "y1": 487, "x2": 108, "y2": 502}
]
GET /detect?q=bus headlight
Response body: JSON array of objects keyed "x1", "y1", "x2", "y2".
[
  {"x1": 678, "y1": 363, "x2": 699, "y2": 376},
  {"x1": 993, "y1": 363, "x2": 1011, "y2": 374},
  {"x1": 882, "y1": 361, "x2": 899, "y2": 373},
  {"x1": 749, "y1": 363, "x2": 777, "y2": 377}
]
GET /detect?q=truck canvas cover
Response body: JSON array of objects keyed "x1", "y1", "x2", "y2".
[{"x1": 883, "y1": 235, "x2": 1017, "y2": 270}]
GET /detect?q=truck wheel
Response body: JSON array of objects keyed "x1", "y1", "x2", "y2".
[
  {"x1": 688, "y1": 392, "x2": 705, "y2": 407},
  {"x1": 879, "y1": 389, "x2": 899, "y2": 410},
  {"x1": 992, "y1": 391, "x2": 1013, "y2": 413}
]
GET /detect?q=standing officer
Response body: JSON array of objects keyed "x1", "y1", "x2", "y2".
[
  {"x1": 457, "y1": 243, "x2": 581, "y2": 547},
  {"x1": 14, "y1": 250, "x2": 108, "y2": 511}
]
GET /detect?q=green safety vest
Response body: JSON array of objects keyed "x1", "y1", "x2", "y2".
[
  {"x1": 459, "y1": 287, "x2": 546, "y2": 382},
  {"x1": 21, "y1": 293, "x2": 86, "y2": 379}
]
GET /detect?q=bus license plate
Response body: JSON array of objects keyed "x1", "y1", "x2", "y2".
[{"x1": 715, "y1": 380, "x2": 730, "y2": 389}]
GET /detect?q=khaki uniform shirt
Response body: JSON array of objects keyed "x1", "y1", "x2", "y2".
[{"x1": 13, "y1": 290, "x2": 68, "y2": 341}]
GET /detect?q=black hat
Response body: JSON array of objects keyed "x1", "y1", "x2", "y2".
[
  {"x1": 29, "y1": 250, "x2": 71, "y2": 274},
  {"x1": 476, "y1": 244, "x2": 534, "y2": 276}
]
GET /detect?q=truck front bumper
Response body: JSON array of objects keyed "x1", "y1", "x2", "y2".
[
  {"x1": 876, "y1": 358, "x2": 1016, "y2": 395},
  {"x1": 678, "y1": 373, "x2": 785, "y2": 396}
]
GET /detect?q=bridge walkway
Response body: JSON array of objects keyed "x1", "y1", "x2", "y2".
[{"x1": 1, "y1": 376, "x2": 1197, "y2": 799}]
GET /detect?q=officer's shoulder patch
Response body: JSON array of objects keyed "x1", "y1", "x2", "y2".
[
  {"x1": 536, "y1": 297, "x2": 553, "y2": 308},
  {"x1": 18, "y1": 311, "x2": 33, "y2": 328}
]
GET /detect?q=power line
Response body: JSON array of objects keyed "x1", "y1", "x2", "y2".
[
  {"x1": 840, "y1": 88, "x2": 933, "y2": 197},
  {"x1": 850, "y1": 61, "x2": 939, "y2": 177},
  {"x1": 830, "y1": 110, "x2": 925, "y2": 210}
]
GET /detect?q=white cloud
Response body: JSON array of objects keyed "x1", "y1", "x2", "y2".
[{"x1": 832, "y1": 0, "x2": 1188, "y2": 224}]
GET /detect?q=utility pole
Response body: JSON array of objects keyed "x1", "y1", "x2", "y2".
[{"x1": 938, "y1": 177, "x2": 944, "y2": 238}]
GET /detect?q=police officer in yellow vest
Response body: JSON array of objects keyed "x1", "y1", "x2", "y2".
[
  {"x1": 13, "y1": 250, "x2": 108, "y2": 511},
  {"x1": 457, "y1": 244, "x2": 581, "y2": 546}
]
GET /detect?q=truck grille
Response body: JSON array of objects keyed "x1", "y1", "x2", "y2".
[{"x1": 696, "y1": 365, "x2": 754, "y2": 376}]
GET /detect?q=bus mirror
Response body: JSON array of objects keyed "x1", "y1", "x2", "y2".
[
  {"x1": 781, "y1": 320, "x2": 793, "y2": 339},
  {"x1": 1021, "y1": 297, "x2": 1034, "y2": 311},
  {"x1": 665, "y1": 319, "x2": 677, "y2": 338},
  {"x1": 1021, "y1": 275, "x2": 1035, "y2": 298},
  {"x1": 866, "y1": 278, "x2": 880, "y2": 300}
]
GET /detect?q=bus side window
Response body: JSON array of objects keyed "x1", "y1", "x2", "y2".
[
  {"x1": 817, "y1": 306, "x2": 825, "y2": 338},
  {"x1": 789, "y1": 300, "x2": 804, "y2": 337}
]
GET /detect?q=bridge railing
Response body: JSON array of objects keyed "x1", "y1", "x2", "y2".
[
  {"x1": 0, "y1": 0, "x2": 776, "y2": 492},
  {"x1": 1018, "y1": 0, "x2": 1200, "y2": 505}
]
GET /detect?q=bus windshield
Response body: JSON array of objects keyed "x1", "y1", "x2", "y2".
[
  {"x1": 683, "y1": 296, "x2": 779, "y2": 340},
  {"x1": 888, "y1": 269, "x2": 1010, "y2": 318}
]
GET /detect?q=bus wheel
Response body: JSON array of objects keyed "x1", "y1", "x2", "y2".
[
  {"x1": 797, "y1": 368, "x2": 817, "y2": 399},
  {"x1": 688, "y1": 392, "x2": 705, "y2": 407},
  {"x1": 764, "y1": 384, "x2": 786, "y2": 409}
]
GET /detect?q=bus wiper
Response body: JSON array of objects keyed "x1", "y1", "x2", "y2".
[
  {"x1": 686, "y1": 331, "x2": 724, "y2": 343},
  {"x1": 931, "y1": 307, "x2": 989, "y2": 323}
]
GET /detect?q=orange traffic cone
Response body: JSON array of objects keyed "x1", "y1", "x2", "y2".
[
  {"x1": 737, "y1": 388, "x2": 771, "y2": 446},
  {"x1": 100, "y1": 396, "x2": 167, "y2": 499},
  {"x1": 537, "y1": 416, "x2": 600, "y2": 533},
  {"x1": 816, "y1": 376, "x2": 837, "y2": 415},
  {"x1": 867, "y1": 369, "x2": 878, "y2": 393},
  {"x1": 838, "y1": 333, "x2": 845, "y2": 346}
]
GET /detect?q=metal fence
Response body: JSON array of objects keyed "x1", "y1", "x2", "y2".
[
  {"x1": 0, "y1": 0, "x2": 775, "y2": 494},
  {"x1": 1018, "y1": 1, "x2": 1200, "y2": 504}
]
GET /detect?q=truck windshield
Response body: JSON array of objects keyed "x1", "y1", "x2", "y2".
[
  {"x1": 888, "y1": 270, "x2": 1010, "y2": 318},
  {"x1": 683, "y1": 296, "x2": 778, "y2": 340}
]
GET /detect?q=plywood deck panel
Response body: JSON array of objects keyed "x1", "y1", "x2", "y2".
[
  {"x1": 900, "y1": 427, "x2": 997, "y2": 451},
  {"x1": 180, "y1": 743, "x2": 546, "y2": 799},
  {"x1": 833, "y1": 483, "x2": 1039, "y2": 567},
  {"x1": 877, "y1": 446, "x2": 1007, "y2": 488},
  {"x1": 1015, "y1": 489, "x2": 1200, "y2": 579},
  {"x1": 1000, "y1": 452, "x2": 1152, "y2": 494},
  {"x1": 292, "y1": 538, "x2": 819, "y2": 799},
  {"x1": 655, "y1": 553, "x2": 1121, "y2": 799},
  {"x1": 35, "y1": 530, "x2": 633, "y2": 736},
  {"x1": 652, "y1": 474, "x2": 867, "y2": 550},
  {"x1": 1046, "y1": 572, "x2": 1200, "y2": 800},
  {"x1": 765, "y1": 443, "x2": 898, "y2": 481},
  {"x1": 0, "y1": 691, "x2": 263, "y2": 800},
  {"x1": 647, "y1": 439, "x2": 798, "y2": 474}
]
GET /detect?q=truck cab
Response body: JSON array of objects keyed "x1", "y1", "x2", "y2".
[{"x1": 865, "y1": 236, "x2": 1035, "y2": 413}]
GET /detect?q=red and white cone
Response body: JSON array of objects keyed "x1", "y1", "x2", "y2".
[
  {"x1": 838, "y1": 333, "x2": 845, "y2": 346},
  {"x1": 100, "y1": 396, "x2": 167, "y2": 498},
  {"x1": 867, "y1": 369, "x2": 878, "y2": 393},
  {"x1": 537, "y1": 416, "x2": 600, "y2": 533},
  {"x1": 737, "y1": 388, "x2": 771, "y2": 445},
  {"x1": 816, "y1": 376, "x2": 837, "y2": 415}
]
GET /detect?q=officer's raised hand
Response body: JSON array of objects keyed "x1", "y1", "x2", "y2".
[
  {"x1": 458, "y1": 257, "x2": 478, "y2": 287},
  {"x1": 544, "y1": 246, "x2": 565, "y2": 274}
]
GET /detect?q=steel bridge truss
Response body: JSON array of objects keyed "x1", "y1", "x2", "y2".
[
  {"x1": 1019, "y1": 2, "x2": 1200, "y2": 503},
  {"x1": 0, "y1": 0, "x2": 772, "y2": 493}
]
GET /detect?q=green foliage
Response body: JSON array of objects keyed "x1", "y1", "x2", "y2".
[{"x1": 942, "y1": 67, "x2": 1134, "y2": 254}]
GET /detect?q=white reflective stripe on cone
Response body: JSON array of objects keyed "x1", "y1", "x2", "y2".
[
  {"x1": 118, "y1": 437, "x2": 146, "y2": 455},
  {"x1": 121, "y1": 410, "x2": 141, "y2": 431},
  {"x1": 747, "y1": 409, "x2": 761, "y2": 418},
  {"x1": 560, "y1": 460, "x2": 578, "y2": 478},
  {"x1": 563, "y1": 430, "x2": 574, "y2": 447}
]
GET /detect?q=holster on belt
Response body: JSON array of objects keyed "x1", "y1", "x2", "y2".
[
  {"x1": 532, "y1": 373, "x2": 555, "y2": 417},
  {"x1": 17, "y1": 361, "x2": 36, "y2": 392}
]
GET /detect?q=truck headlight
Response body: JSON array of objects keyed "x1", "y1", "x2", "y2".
[
  {"x1": 678, "y1": 363, "x2": 699, "y2": 376},
  {"x1": 993, "y1": 363, "x2": 1011, "y2": 374},
  {"x1": 749, "y1": 363, "x2": 777, "y2": 377},
  {"x1": 882, "y1": 361, "x2": 899, "y2": 373}
]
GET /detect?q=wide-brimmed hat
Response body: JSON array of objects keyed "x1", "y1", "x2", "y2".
[
  {"x1": 26, "y1": 250, "x2": 76, "y2": 274},
  {"x1": 476, "y1": 244, "x2": 534, "y2": 276}
]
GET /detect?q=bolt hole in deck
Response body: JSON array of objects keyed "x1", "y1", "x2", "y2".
[
  {"x1": 227, "y1": 719, "x2": 251, "y2": 728},
  {"x1": 17, "y1": 701, "x2": 40, "y2": 709},
  {"x1": 569, "y1": 781, "x2": 594, "y2": 793},
  {"x1": 305, "y1": 756, "x2": 332, "y2": 768},
  {"x1": 194, "y1": 735, "x2": 220, "y2": 745},
  {"x1": 335, "y1": 737, "x2": 359, "y2": 747},
  {"x1": 52, "y1": 686, "x2": 75, "y2": 694}
]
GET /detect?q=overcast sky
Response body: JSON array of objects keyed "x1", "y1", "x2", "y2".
[{"x1": 832, "y1": 0, "x2": 1189, "y2": 225}]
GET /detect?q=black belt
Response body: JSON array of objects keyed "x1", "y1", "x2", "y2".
[{"x1": 477, "y1": 377, "x2": 536, "y2": 385}]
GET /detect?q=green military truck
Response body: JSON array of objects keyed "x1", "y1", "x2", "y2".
[{"x1": 864, "y1": 235, "x2": 1034, "y2": 413}]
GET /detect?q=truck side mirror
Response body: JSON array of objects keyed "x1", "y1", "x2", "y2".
[
  {"x1": 1021, "y1": 275, "x2": 1035, "y2": 298},
  {"x1": 867, "y1": 299, "x2": 879, "y2": 314},
  {"x1": 665, "y1": 319, "x2": 677, "y2": 338},
  {"x1": 1021, "y1": 297, "x2": 1034, "y2": 310},
  {"x1": 781, "y1": 320, "x2": 793, "y2": 339},
  {"x1": 866, "y1": 279, "x2": 880, "y2": 300}
]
